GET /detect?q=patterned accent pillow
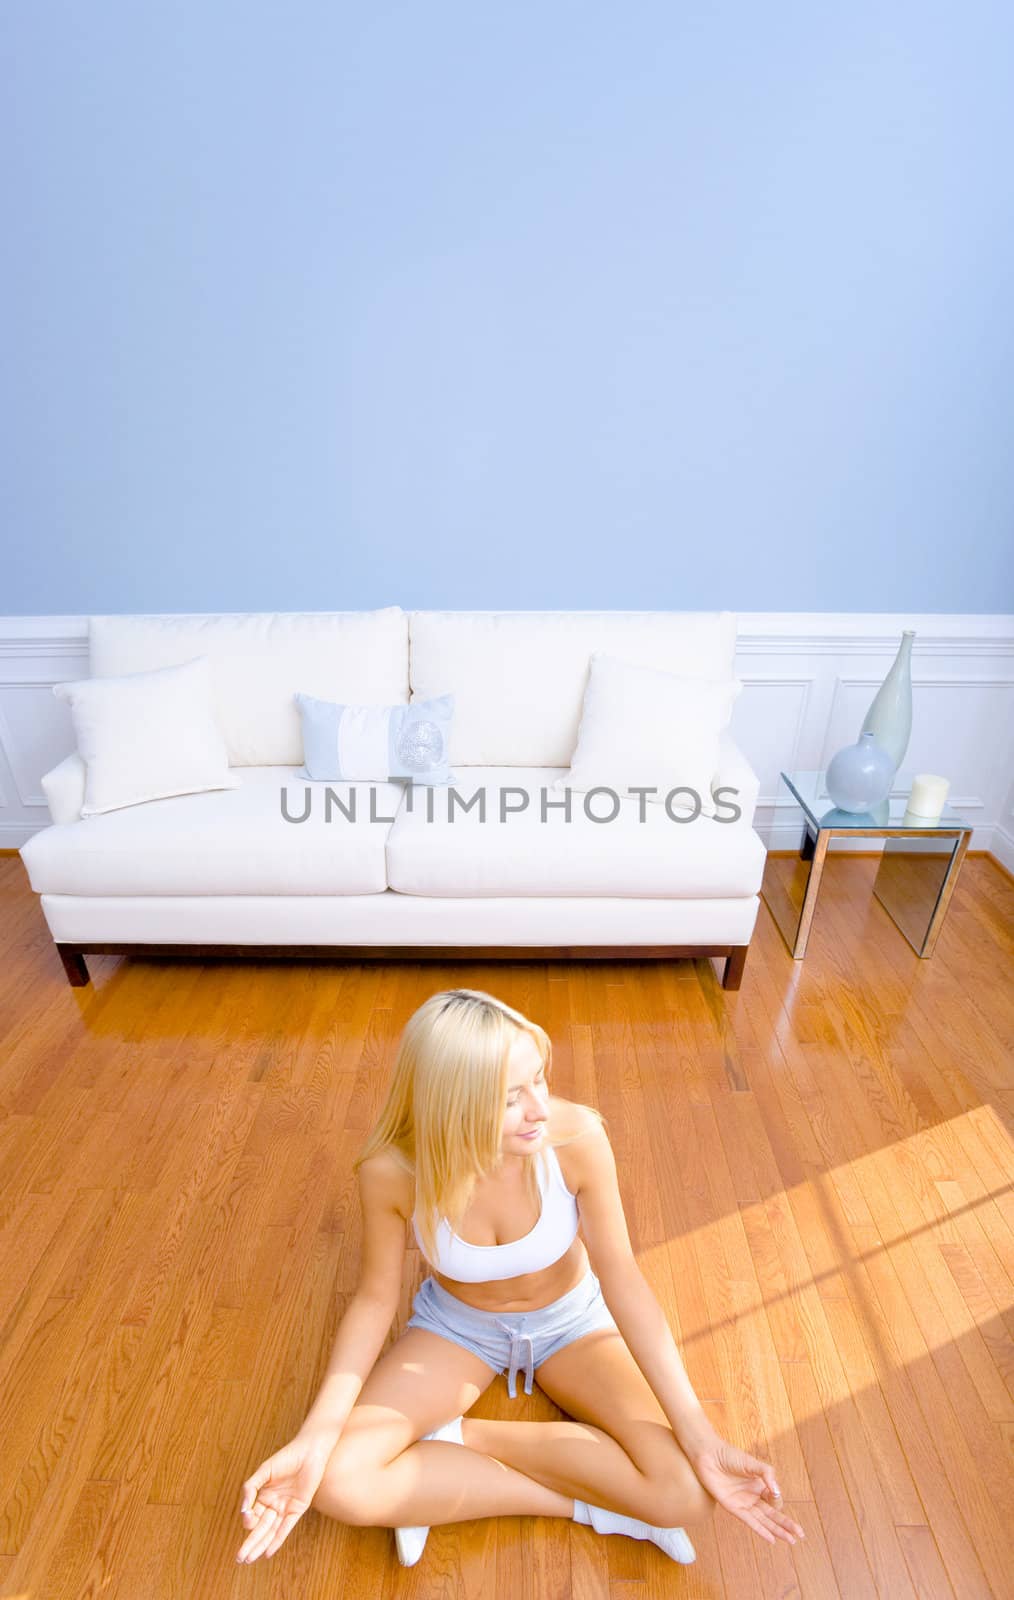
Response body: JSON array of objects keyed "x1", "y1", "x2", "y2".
[{"x1": 295, "y1": 691, "x2": 455, "y2": 785}]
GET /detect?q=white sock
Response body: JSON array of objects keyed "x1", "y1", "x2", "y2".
[
  {"x1": 395, "y1": 1416, "x2": 466, "y2": 1565},
  {"x1": 572, "y1": 1497, "x2": 696, "y2": 1564},
  {"x1": 423, "y1": 1413, "x2": 464, "y2": 1447}
]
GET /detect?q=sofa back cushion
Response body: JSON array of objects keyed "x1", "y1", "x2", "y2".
[
  {"x1": 89, "y1": 609, "x2": 408, "y2": 765},
  {"x1": 409, "y1": 610, "x2": 738, "y2": 765}
]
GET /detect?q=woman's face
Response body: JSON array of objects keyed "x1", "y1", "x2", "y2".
[{"x1": 501, "y1": 1031, "x2": 549, "y2": 1154}]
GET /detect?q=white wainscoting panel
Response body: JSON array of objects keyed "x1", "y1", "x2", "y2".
[
  {"x1": 1, "y1": 613, "x2": 1012, "y2": 872},
  {"x1": 728, "y1": 613, "x2": 1014, "y2": 868},
  {"x1": 0, "y1": 618, "x2": 88, "y2": 846},
  {"x1": 996, "y1": 772, "x2": 1014, "y2": 876}
]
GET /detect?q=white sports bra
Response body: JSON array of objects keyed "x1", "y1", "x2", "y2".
[{"x1": 412, "y1": 1142, "x2": 580, "y2": 1283}]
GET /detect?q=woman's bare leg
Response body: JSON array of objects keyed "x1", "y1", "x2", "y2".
[
  {"x1": 311, "y1": 1326, "x2": 669, "y2": 1530},
  {"x1": 355, "y1": 1417, "x2": 665, "y2": 1528},
  {"x1": 461, "y1": 1416, "x2": 664, "y2": 1516},
  {"x1": 310, "y1": 1328, "x2": 580, "y2": 1529},
  {"x1": 345, "y1": 1437, "x2": 575, "y2": 1527}
]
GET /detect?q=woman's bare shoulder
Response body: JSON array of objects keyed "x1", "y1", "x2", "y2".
[
  {"x1": 547, "y1": 1098, "x2": 608, "y2": 1196},
  {"x1": 547, "y1": 1095, "x2": 606, "y2": 1144},
  {"x1": 359, "y1": 1146, "x2": 415, "y2": 1221},
  {"x1": 550, "y1": 1094, "x2": 604, "y2": 1171}
]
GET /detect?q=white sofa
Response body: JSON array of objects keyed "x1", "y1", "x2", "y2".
[{"x1": 19, "y1": 607, "x2": 766, "y2": 991}]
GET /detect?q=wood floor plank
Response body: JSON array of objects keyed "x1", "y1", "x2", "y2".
[
  {"x1": 782, "y1": 1359, "x2": 879, "y2": 1597},
  {"x1": 843, "y1": 1221, "x2": 1002, "y2": 1599},
  {"x1": 934, "y1": 1176, "x2": 1014, "y2": 1341},
  {"x1": 895, "y1": 1523, "x2": 959, "y2": 1600}
]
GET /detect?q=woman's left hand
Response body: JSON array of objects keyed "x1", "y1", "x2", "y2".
[{"x1": 687, "y1": 1435, "x2": 806, "y2": 1548}]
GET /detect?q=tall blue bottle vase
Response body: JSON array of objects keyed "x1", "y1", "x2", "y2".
[{"x1": 861, "y1": 630, "x2": 915, "y2": 776}]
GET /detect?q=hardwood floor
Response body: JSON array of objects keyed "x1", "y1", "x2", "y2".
[{"x1": 0, "y1": 850, "x2": 1011, "y2": 1599}]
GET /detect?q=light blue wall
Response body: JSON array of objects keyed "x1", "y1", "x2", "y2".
[{"x1": 3, "y1": 1, "x2": 1012, "y2": 616}]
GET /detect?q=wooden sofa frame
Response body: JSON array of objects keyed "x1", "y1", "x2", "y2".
[{"x1": 55, "y1": 941, "x2": 750, "y2": 991}]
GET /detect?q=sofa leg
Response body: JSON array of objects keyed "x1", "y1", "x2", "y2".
[
  {"x1": 722, "y1": 945, "x2": 748, "y2": 990},
  {"x1": 57, "y1": 944, "x2": 90, "y2": 987}
]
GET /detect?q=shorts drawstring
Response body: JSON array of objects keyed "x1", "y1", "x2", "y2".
[
  {"x1": 493, "y1": 1319, "x2": 535, "y2": 1397},
  {"x1": 407, "y1": 1274, "x2": 615, "y2": 1400}
]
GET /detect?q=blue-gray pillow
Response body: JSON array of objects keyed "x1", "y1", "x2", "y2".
[{"x1": 295, "y1": 692, "x2": 455, "y2": 784}]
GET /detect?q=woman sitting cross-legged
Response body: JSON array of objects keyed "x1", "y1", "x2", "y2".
[{"x1": 235, "y1": 987, "x2": 805, "y2": 1568}]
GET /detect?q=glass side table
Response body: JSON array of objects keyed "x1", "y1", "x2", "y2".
[{"x1": 760, "y1": 770, "x2": 973, "y2": 960}]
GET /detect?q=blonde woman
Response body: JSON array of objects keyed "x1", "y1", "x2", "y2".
[{"x1": 236, "y1": 988, "x2": 804, "y2": 1568}]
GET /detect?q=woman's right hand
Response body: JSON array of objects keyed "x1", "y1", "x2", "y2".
[{"x1": 236, "y1": 1432, "x2": 338, "y2": 1565}]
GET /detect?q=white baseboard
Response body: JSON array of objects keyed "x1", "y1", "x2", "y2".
[{"x1": 987, "y1": 823, "x2": 1014, "y2": 877}]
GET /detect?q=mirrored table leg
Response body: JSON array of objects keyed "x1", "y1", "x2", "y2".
[
  {"x1": 761, "y1": 825, "x2": 831, "y2": 958},
  {"x1": 872, "y1": 828, "x2": 970, "y2": 956},
  {"x1": 792, "y1": 828, "x2": 830, "y2": 956}
]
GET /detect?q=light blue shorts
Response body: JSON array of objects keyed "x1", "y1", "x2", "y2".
[{"x1": 405, "y1": 1267, "x2": 619, "y2": 1399}]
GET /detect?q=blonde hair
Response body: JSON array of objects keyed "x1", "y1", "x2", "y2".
[{"x1": 353, "y1": 987, "x2": 605, "y2": 1267}]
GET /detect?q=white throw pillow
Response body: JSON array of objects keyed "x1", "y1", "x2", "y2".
[
  {"x1": 553, "y1": 653, "x2": 743, "y2": 818},
  {"x1": 52, "y1": 655, "x2": 240, "y2": 817}
]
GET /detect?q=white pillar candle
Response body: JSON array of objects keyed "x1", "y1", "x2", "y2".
[
  {"x1": 901, "y1": 809, "x2": 935, "y2": 827},
  {"x1": 907, "y1": 773, "x2": 949, "y2": 819}
]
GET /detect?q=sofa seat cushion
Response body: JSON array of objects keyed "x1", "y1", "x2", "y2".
[
  {"x1": 385, "y1": 767, "x2": 766, "y2": 898},
  {"x1": 20, "y1": 768, "x2": 403, "y2": 896}
]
